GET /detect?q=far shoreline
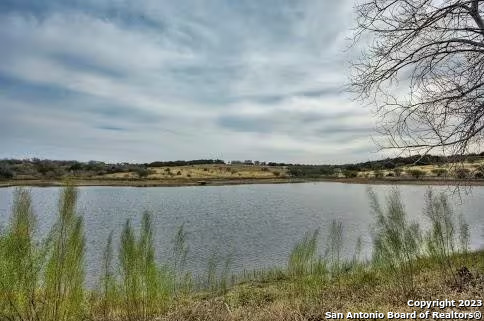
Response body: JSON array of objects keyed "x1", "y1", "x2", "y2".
[{"x1": 2, "y1": 177, "x2": 484, "y2": 188}]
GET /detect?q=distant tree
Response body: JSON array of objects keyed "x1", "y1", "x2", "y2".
[
  {"x1": 394, "y1": 168, "x2": 403, "y2": 177},
  {"x1": 69, "y1": 162, "x2": 83, "y2": 171},
  {"x1": 85, "y1": 161, "x2": 106, "y2": 172},
  {"x1": 408, "y1": 169, "x2": 426, "y2": 179},
  {"x1": 352, "y1": 0, "x2": 484, "y2": 156},
  {"x1": 35, "y1": 160, "x2": 56, "y2": 176},
  {"x1": 345, "y1": 164, "x2": 362, "y2": 171},
  {"x1": 383, "y1": 162, "x2": 395, "y2": 170},
  {"x1": 343, "y1": 170, "x2": 358, "y2": 178},
  {"x1": 0, "y1": 163, "x2": 14, "y2": 179}
]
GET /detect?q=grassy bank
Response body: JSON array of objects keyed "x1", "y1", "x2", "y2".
[{"x1": 0, "y1": 186, "x2": 482, "y2": 321}]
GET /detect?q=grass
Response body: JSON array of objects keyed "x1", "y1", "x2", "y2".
[
  {"x1": 101, "y1": 164, "x2": 288, "y2": 180},
  {"x1": 0, "y1": 185, "x2": 483, "y2": 321},
  {"x1": 5, "y1": 162, "x2": 484, "y2": 190}
]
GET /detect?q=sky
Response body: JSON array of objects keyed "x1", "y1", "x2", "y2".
[{"x1": 0, "y1": 0, "x2": 382, "y2": 164}]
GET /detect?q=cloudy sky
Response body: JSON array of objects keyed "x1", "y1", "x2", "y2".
[{"x1": 0, "y1": 0, "x2": 381, "y2": 164}]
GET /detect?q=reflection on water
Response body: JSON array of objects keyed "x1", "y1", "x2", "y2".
[{"x1": 0, "y1": 183, "x2": 483, "y2": 285}]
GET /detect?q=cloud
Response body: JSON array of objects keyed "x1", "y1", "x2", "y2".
[{"x1": 0, "y1": 0, "x2": 380, "y2": 164}]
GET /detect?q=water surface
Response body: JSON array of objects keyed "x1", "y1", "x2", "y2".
[{"x1": 0, "y1": 182, "x2": 483, "y2": 285}]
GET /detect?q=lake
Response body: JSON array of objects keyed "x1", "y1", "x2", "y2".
[{"x1": 0, "y1": 182, "x2": 483, "y2": 286}]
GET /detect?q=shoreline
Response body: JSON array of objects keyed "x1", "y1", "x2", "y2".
[{"x1": 2, "y1": 177, "x2": 484, "y2": 188}]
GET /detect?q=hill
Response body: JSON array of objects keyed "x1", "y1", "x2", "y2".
[{"x1": 1, "y1": 153, "x2": 484, "y2": 186}]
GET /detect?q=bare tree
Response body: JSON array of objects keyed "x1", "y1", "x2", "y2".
[{"x1": 351, "y1": 0, "x2": 484, "y2": 156}]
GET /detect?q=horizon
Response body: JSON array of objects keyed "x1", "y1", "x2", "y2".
[{"x1": 0, "y1": 0, "x2": 386, "y2": 164}]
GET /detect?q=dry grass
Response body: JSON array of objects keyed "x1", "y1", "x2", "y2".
[
  {"x1": 102, "y1": 165, "x2": 288, "y2": 180},
  {"x1": 160, "y1": 252, "x2": 484, "y2": 321},
  {"x1": 354, "y1": 159, "x2": 484, "y2": 179}
]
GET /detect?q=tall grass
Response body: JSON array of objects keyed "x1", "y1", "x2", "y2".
[
  {"x1": 118, "y1": 212, "x2": 172, "y2": 321},
  {"x1": 424, "y1": 189, "x2": 470, "y2": 282},
  {"x1": 369, "y1": 188, "x2": 421, "y2": 293},
  {"x1": 44, "y1": 185, "x2": 86, "y2": 321},
  {"x1": 288, "y1": 229, "x2": 321, "y2": 277},
  {"x1": 202, "y1": 251, "x2": 234, "y2": 294},
  {"x1": 0, "y1": 188, "x2": 41, "y2": 321},
  {"x1": 99, "y1": 231, "x2": 116, "y2": 320},
  {"x1": 171, "y1": 224, "x2": 190, "y2": 295},
  {"x1": 325, "y1": 220, "x2": 343, "y2": 276},
  {"x1": 368, "y1": 188, "x2": 472, "y2": 293},
  {"x1": 0, "y1": 186, "x2": 86, "y2": 321}
]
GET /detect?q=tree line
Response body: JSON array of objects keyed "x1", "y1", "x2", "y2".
[{"x1": 1, "y1": 153, "x2": 484, "y2": 180}]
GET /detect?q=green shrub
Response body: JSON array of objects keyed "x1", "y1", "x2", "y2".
[{"x1": 135, "y1": 167, "x2": 152, "y2": 178}]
